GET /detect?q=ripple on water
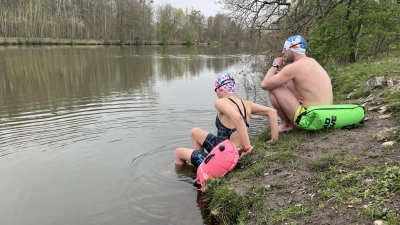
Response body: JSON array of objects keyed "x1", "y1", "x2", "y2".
[{"x1": 0, "y1": 93, "x2": 160, "y2": 157}]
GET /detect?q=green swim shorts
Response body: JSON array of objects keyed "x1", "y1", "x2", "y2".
[{"x1": 294, "y1": 105, "x2": 306, "y2": 126}]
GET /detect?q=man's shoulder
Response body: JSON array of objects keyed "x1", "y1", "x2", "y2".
[
  {"x1": 291, "y1": 57, "x2": 322, "y2": 70},
  {"x1": 295, "y1": 56, "x2": 316, "y2": 63}
]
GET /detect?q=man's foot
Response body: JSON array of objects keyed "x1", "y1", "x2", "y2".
[{"x1": 278, "y1": 123, "x2": 293, "y2": 132}]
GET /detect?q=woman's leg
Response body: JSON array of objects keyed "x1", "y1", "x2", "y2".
[
  {"x1": 175, "y1": 128, "x2": 210, "y2": 165},
  {"x1": 175, "y1": 148, "x2": 194, "y2": 165},
  {"x1": 190, "y1": 128, "x2": 209, "y2": 150}
]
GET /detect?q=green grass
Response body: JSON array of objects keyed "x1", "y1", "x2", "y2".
[
  {"x1": 266, "y1": 205, "x2": 312, "y2": 224},
  {"x1": 388, "y1": 90, "x2": 400, "y2": 119},
  {"x1": 318, "y1": 165, "x2": 400, "y2": 223},
  {"x1": 328, "y1": 52, "x2": 400, "y2": 103},
  {"x1": 203, "y1": 182, "x2": 269, "y2": 224}
]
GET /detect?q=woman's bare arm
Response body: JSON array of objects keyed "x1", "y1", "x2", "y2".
[{"x1": 249, "y1": 102, "x2": 279, "y2": 142}]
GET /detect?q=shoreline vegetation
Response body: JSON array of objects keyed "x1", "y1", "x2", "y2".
[
  {"x1": 202, "y1": 51, "x2": 400, "y2": 225},
  {"x1": 0, "y1": 37, "x2": 231, "y2": 47}
]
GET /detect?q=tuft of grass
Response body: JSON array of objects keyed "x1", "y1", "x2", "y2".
[
  {"x1": 263, "y1": 205, "x2": 312, "y2": 225},
  {"x1": 317, "y1": 165, "x2": 400, "y2": 220},
  {"x1": 388, "y1": 90, "x2": 400, "y2": 120},
  {"x1": 203, "y1": 181, "x2": 268, "y2": 225}
]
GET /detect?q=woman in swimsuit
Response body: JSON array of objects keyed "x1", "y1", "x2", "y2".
[{"x1": 174, "y1": 73, "x2": 279, "y2": 167}]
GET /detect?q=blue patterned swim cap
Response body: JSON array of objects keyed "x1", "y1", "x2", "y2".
[
  {"x1": 215, "y1": 73, "x2": 235, "y2": 93},
  {"x1": 283, "y1": 35, "x2": 307, "y2": 55}
]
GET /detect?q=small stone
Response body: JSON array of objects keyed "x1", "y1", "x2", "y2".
[
  {"x1": 382, "y1": 141, "x2": 395, "y2": 147},
  {"x1": 211, "y1": 208, "x2": 220, "y2": 216},
  {"x1": 347, "y1": 92, "x2": 354, "y2": 99},
  {"x1": 364, "y1": 77, "x2": 384, "y2": 92},
  {"x1": 374, "y1": 220, "x2": 384, "y2": 225},
  {"x1": 364, "y1": 94, "x2": 375, "y2": 102},
  {"x1": 375, "y1": 127, "x2": 396, "y2": 141},
  {"x1": 368, "y1": 106, "x2": 379, "y2": 112},
  {"x1": 363, "y1": 178, "x2": 373, "y2": 183},
  {"x1": 379, "y1": 114, "x2": 392, "y2": 119},
  {"x1": 378, "y1": 106, "x2": 387, "y2": 114},
  {"x1": 387, "y1": 78, "x2": 394, "y2": 88}
]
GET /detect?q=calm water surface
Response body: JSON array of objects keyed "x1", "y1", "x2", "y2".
[{"x1": 0, "y1": 46, "x2": 271, "y2": 225}]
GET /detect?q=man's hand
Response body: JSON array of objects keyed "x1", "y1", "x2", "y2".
[{"x1": 273, "y1": 57, "x2": 285, "y2": 68}]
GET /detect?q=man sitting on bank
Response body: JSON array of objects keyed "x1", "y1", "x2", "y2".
[{"x1": 261, "y1": 35, "x2": 333, "y2": 132}]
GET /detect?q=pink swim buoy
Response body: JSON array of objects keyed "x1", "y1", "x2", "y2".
[{"x1": 193, "y1": 139, "x2": 239, "y2": 191}]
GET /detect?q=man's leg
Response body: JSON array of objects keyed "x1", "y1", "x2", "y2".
[
  {"x1": 268, "y1": 83, "x2": 300, "y2": 132},
  {"x1": 268, "y1": 91, "x2": 292, "y2": 132}
]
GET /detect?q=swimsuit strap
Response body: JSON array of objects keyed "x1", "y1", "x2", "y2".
[{"x1": 227, "y1": 98, "x2": 250, "y2": 128}]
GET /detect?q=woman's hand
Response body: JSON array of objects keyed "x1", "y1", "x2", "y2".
[{"x1": 239, "y1": 146, "x2": 253, "y2": 159}]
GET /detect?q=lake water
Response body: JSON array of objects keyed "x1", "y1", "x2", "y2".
[{"x1": 0, "y1": 45, "x2": 271, "y2": 225}]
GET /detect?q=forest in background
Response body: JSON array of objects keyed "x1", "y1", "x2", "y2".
[
  {"x1": 0, "y1": 0, "x2": 400, "y2": 64},
  {"x1": 0, "y1": 0, "x2": 244, "y2": 45}
]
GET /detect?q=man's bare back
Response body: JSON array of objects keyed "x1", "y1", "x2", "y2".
[{"x1": 285, "y1": 57, "x2": 333, "y2": 108}]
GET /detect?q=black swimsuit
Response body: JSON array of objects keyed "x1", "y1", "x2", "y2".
[
  {"x1": 191, "y1": 98, "x2": 250, "y2": 167},
  {"x1": 215, "y1": 97, "x2": 250, "y2": 142}
]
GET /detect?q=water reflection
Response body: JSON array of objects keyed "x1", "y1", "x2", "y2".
[{"x1": 0, "y1": 45, "x2": 268, "y2": 225}]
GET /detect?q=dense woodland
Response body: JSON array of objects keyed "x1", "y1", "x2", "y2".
[
  {"x1": 0, "y1": 0, "x2": 244, "y2": 45},
  {"x1": 1, "y1": 0, "x2": 400, "y2": 63}
]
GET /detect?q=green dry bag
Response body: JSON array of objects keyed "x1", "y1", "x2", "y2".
[{"x1": 296, "y1": 104, "x2": 365, "y2": 131}]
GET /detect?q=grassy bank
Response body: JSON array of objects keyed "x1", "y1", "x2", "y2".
[
  {"x1": 203, "y1": 52, "x2": 400, "y2": 225},
  {"x1": 0, "y1": 37, "x2": 220, "y2": 46},
  {"x1": 0, "y1": 37, "x2": 165, "y2": 46}
]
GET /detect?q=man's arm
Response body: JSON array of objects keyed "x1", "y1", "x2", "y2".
[
  {"x1": 261, "y1": 57, "x2": 294, "y2": 90},
  {"x1": 261, "y1": 66, "x2": 279, "y2": 90}
]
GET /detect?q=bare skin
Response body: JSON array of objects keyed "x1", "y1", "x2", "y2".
[
  {"x1": 174, "y1": 92, "x2": 278, "y2": 165},
  {"x1": 261, "y1": 49, "x2": 333, "y2": 132}
]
